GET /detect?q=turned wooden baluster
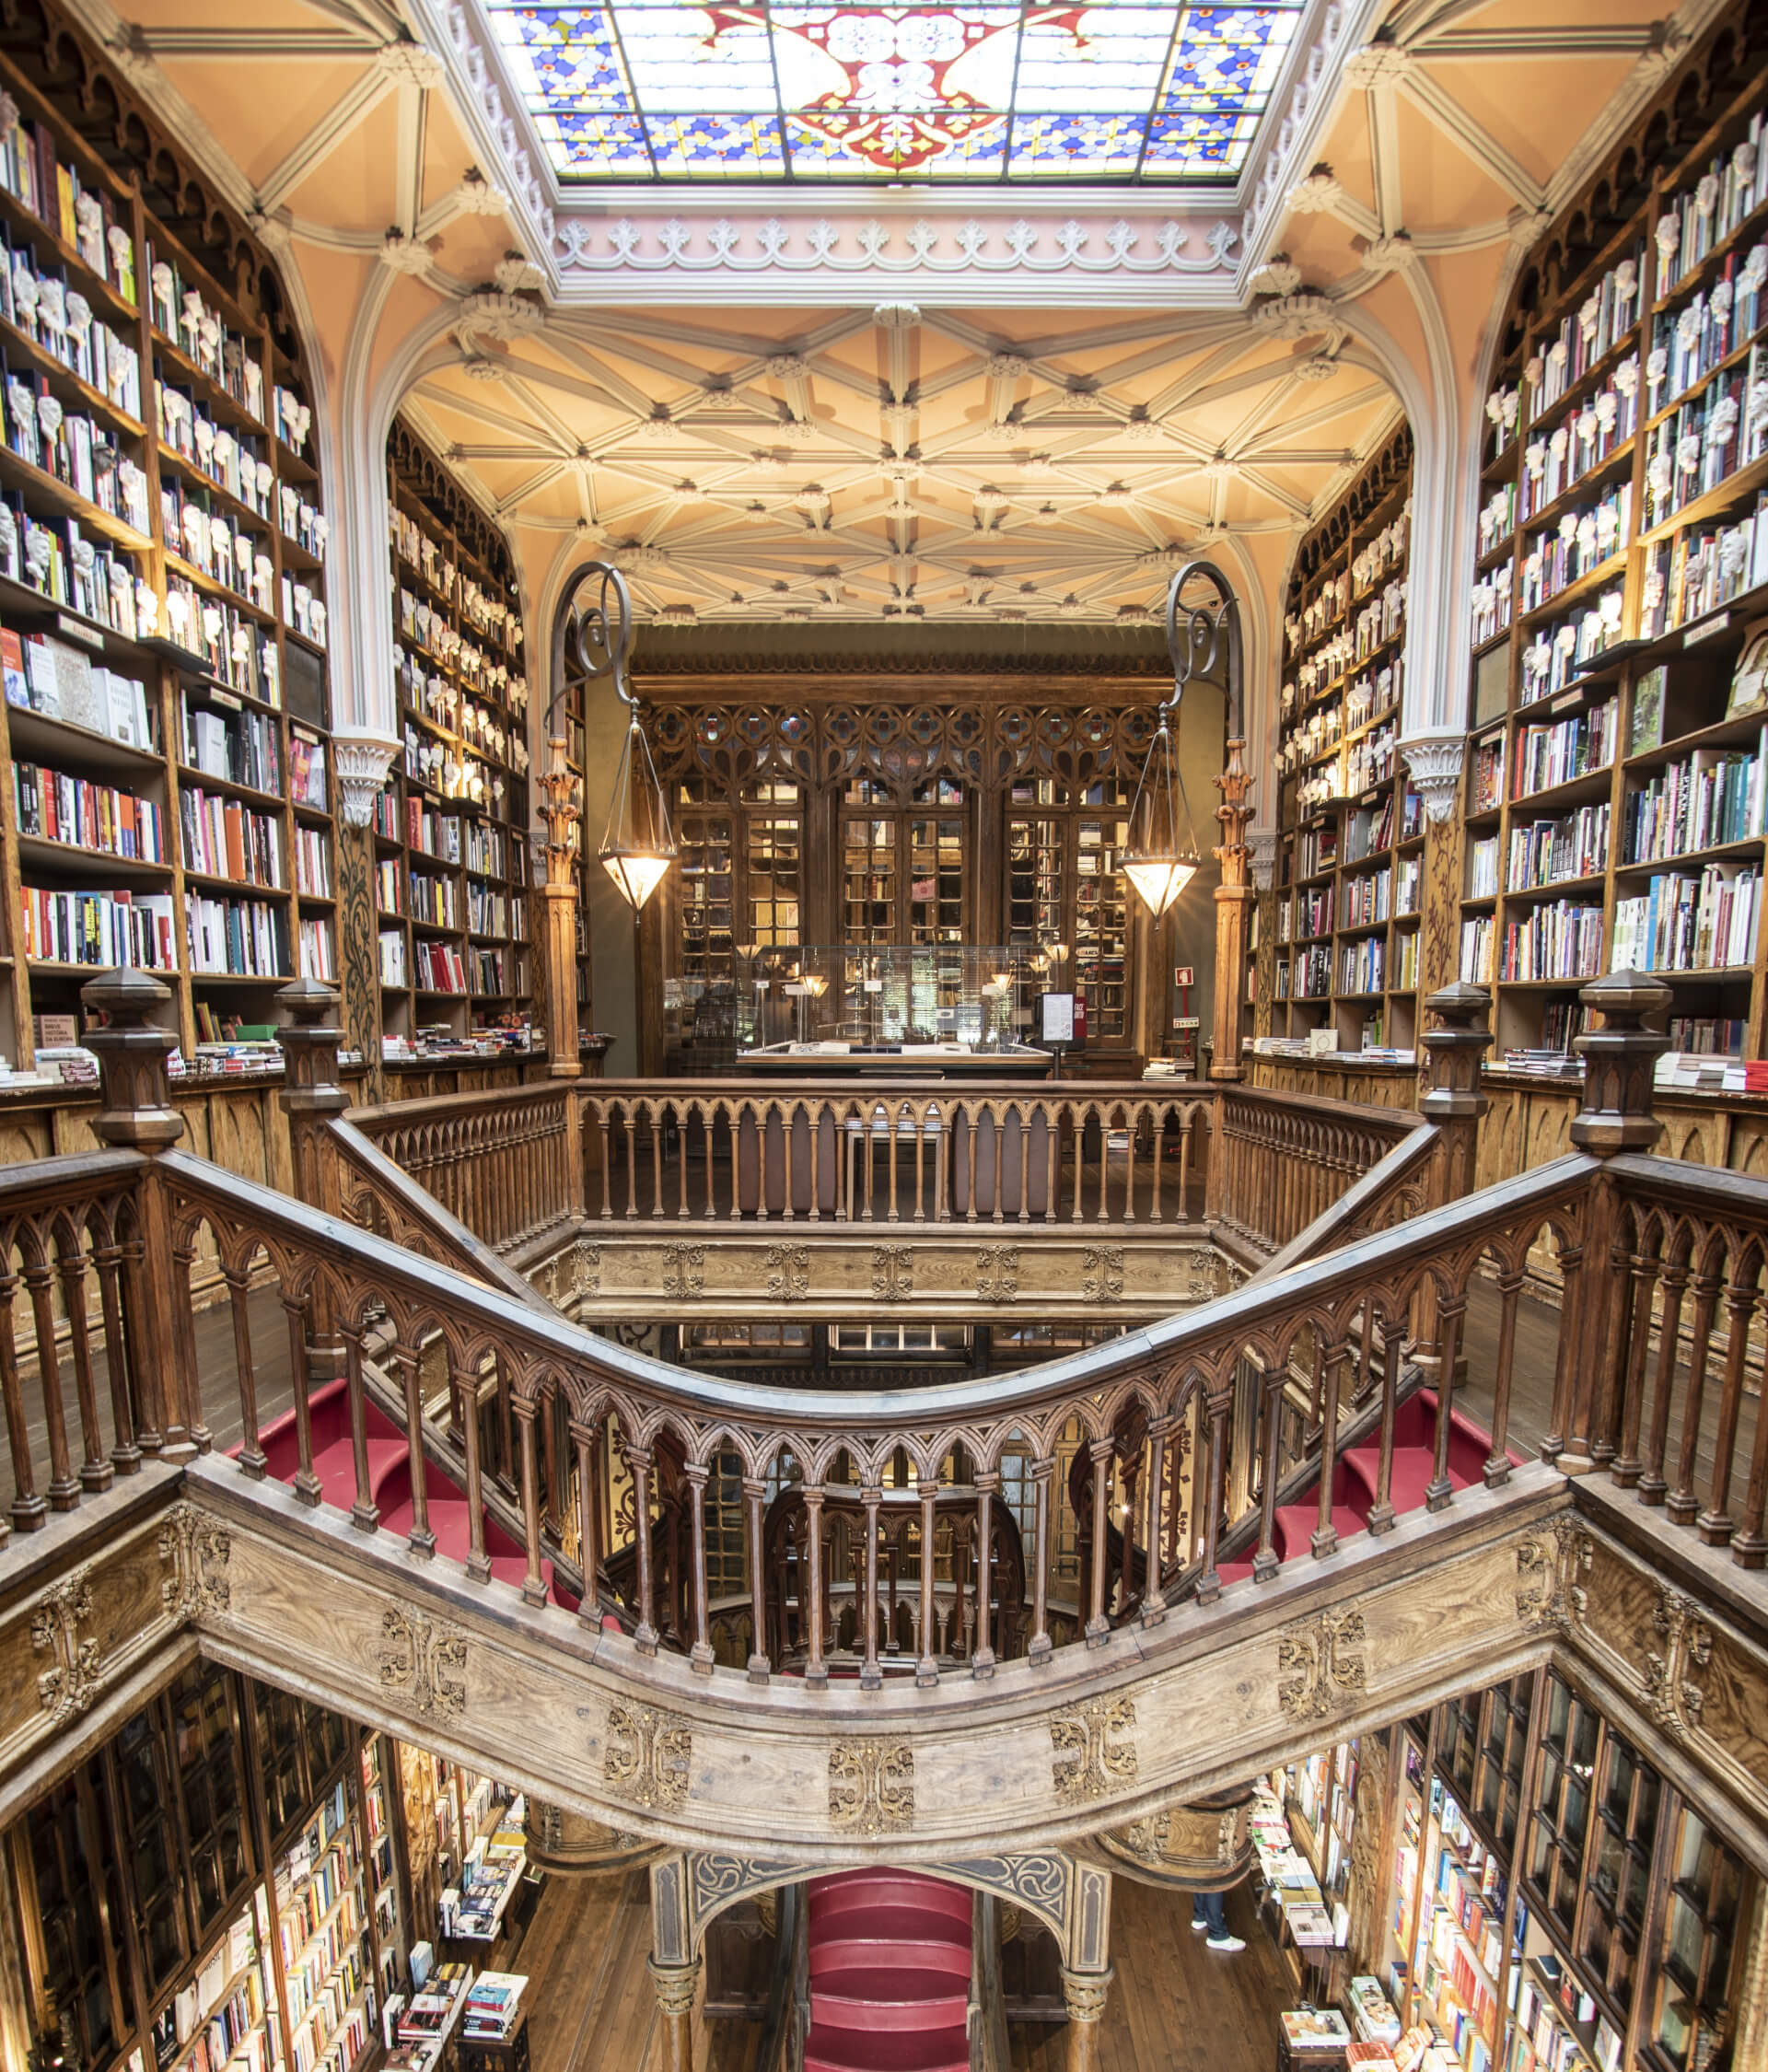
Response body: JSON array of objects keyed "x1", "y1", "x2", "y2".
[
  {"x1": 630, "y1": 1445, "x2": 659, "y2": 1653},
  {"x1": 89, "y1": 1226, "x2": 138, "y2": 1476},
  {"x1": 804, "y1": 1485, "x2": 829, "y2": 1686},
  {"x1": 1313, "y1": 1336, "x2": 1352, "y2": 1557},
  {"x1": 1637, "y1": 1249, "x2": 1690, "y2": 1506},
  {"x1": 1668, "y1": 1248, "x2": 1726, "y2": 1527},
  {"x1": 1028, "y1": 1458, "x2": 1054, "y2": 1664},
  {"x1": 21, "y1": 1240, "x2": 76, "y2": 1510},
  {"x1": 393, "y1": 1339, "x2": 436, "y2": 1556},
  {"x1": 744, "y1": 1476, "x2": 770, "y2": 1682},
  {"x1": 54, "y1": 1233, "x2": 110, "y2": 1493},
  {"x1": 683, "y1": 1461, "x2": 714, "y2": 1670},
  {"x1": 343, "y1": 1325, "x2": 378, "y2": 1531},
  {"x1": 452, "y1": 1359, "x2": 491, "y2": 1583},
  {"x1": 1484, "y1": 1269, "x2": 1526, "y2": 1487},
  {"x1": 223, "y1": 1263, "x2": 265, "y2": 1478},
  {"x1": 1698, "y1": 1257, "x2": 1762, "y2": 1547},
  {"x1": 514, "y1": 1397, "x2": 547, "y2": 1604},
  {"x1": 575, "y1": 1420, "x2": 602, "y2": 1621},
  {"x1": 1608, "y1": 1236, "x2": 1661, "y2": 1488},
  {"x1": 859, "y1": 1484, "x2": 883, "y2": 1689},
  {"x1": 1084, "y1": 1438, "x2": 1112, "y2": 1645},
  {"x1": 1195, "y1": 1383, "x2": 1231, "y2": 1602},
  {"x1": 284, "y1": 1293, "x2": 321, "y2": 1506},
  {"x1": 972, "y1": 1469, "x2": 997, "y2": 1676},
  {"x1": 1141, "y1": 1418, "x2": 1170, "y2": 1624},
  {"x1": 0, "y1": 1261, "x2": 41, "y2": 1532},
  {"x1": 1425, "y1": 1287, "x2": 1468, "y2": 1512},
  {"x1": 1253, "y1": 1359, "x2": 1285, "y2": 1580},
  {"x1": 913, "y1": 1479, "x2": 938, "y2": 1685}
]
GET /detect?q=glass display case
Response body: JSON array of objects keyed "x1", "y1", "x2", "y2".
[{"x1": 728, "y1": 943, "x2": 1044, "y2": 1063}]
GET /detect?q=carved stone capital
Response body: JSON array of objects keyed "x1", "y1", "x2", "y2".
[
  {"x1": 454, "y1": 290, "x2": 544, "y2": 344},
  {"x1": 379, "y1": 229, "x2": 436, "y2": 275},
  {"x1": 1285, "y1": 169, "x2": 1343, "y2": 215},
  {"x1": 246, "y1": 210, "x2": 294, "y2": 256},
  {"x1": 1401, "y1": 737, "x2": 1465, "y2": 824},
  {"x1": 332, "y1": 732, "x2": 401, "y2": 829},
  {"x1": 1248, "y1": 830, "x2": 1277, "y2": 891},
  {"x1": 1364, "y1": 231, "x2": 1418, "y2": 274},
  {"x1": 1250, "y1": 293, "x2": 1346, "y2": 351},
  {"x1": 1251, "y1": 255, "x2": 1303, "y2": 297},
  {"x1": 453, "y1": 172, "x2": 510, "y2": 218}
]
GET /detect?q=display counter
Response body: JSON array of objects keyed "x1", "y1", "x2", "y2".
[{"x1": 732, "y1": 1041, "x2": 1053, "y2": 1078}]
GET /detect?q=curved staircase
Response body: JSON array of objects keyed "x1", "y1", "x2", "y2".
[{"x1": 807, "y1": 1870, "x2": 972, "y2": 2072}]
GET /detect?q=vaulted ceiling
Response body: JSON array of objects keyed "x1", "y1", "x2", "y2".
[{"x1": 84, "y1": 0, "x2": 1706, "y2": 627}]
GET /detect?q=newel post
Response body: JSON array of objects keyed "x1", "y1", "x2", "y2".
[
  {"x1": 81, "y1": 969, "x2": 194, "y2": 1458},
  {"x1": 1418, "y1": 982, "x2": 1492, "y2": 1208},
  {"x1": 1554, "y1": 971, "x2": 1672, "y2": 1473},
  {"x1": 273, "y1": 977, "x2": 350, "y2": 1217}
]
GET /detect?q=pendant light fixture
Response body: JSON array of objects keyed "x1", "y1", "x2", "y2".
[
  {"x1": 1121, "y1": 561, "x2": 1240, "y2": 916},
  {"x1": 554, "y1": 559, "x2": 676, "y2": 911}
]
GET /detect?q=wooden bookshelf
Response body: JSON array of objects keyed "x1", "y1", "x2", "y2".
[
  {"x1": 0, "y1": 27, "x2": 335, "y2": 1074},
  {"x1": 1273, "y1": 423, "x2": 1423, "y2": 1052},
  {"x1": 1463, "y1": 19, "x2": 1768, "y2": 1067},
  {"x1": 381, "y1": 417, "x2": 531, "y2": 1047}
]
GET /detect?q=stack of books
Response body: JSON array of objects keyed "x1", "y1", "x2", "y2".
[{"x1": 463, "y1": 1972, "x2": 527, "y2": 2042}]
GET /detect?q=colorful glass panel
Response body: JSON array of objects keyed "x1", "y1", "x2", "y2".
[{"x1": 479, "y1": 2, "x2": 1304, "y2": 180}]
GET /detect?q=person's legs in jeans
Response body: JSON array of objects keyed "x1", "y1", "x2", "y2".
[{"x1": 1191, "y1": 1889, "x2": 1227, "y2": 1937}]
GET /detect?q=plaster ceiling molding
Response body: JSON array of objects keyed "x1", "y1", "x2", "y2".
[
  {"x1": 380, "y1": 229, "x2": 438, "y2": 276},
  {"x1": 452, "y1": 170, "x2": 510, "y2": 217},
  {"x1": 1250, "y1": 294, "x2": 1349, "y2": 355},
  {"x1": 424, "y1": 0, "x2": 554, "y2": 250},
  {"x1": 1241, "y1": 0, "x2": 1379, "y2": 257},
  {"x1": 1400, "y1": 736, "x2": 1467, "y2": 824},
  {"x1": 1251, "y1": 256, "x2": 1305, "y2": 297},
  {"x1": 492, "y1": 252, "x2": 544, "y2": 292},
  {"x1": 1362, "y1": 232, "x2": 1418, "y2": 274},
  {"x1": 453, "y1": 290, "x2": 544, "y2": 348},
  {"x1": 547, "y1": 215, "x2": 1241, "y2": 301}
]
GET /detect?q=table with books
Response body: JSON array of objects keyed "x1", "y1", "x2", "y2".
[
  {"x1": 459, "y1": 1972, "x2": 529, "y2": 2072},
  {"x1": 442, "y1": 1820, "x2": 528, "y2": 1947},
  {"x1": 1278, "y1": 2005, "x2": 1351, "y2": 2071},
  {"x1": 385, "y1": 1960, "x2": 471, "y2": 2071}
]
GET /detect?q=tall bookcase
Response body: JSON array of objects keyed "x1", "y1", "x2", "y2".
[
  {"x1": 0, "y1": 29, "x2": 334, "y2": 1074},
  {"x1": 1274, "y1": 423, "x2": 1424, "y2": 1052},
  {"x1": 1461, "y1": 11, "x2": 1768, "y2": 1065},
  {"x1": 381, "y1": 417, "x2": 531, "y2": 1048}
]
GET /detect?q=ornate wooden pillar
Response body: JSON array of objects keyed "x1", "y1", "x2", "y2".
[
  {"x1": 540, "y1": 731, "x2": 582, "y2": 1078},
  {"x1": 650, "y1": 1855, "x2": 700, "y2": 2072},
  {"x1": 1418, "y1": 983, "x2": 1492, "y2": 1207},
  {"x1": 1211, "y1": 728, "x2": 1254, "y2": 1081},
  {"x1": 274, "y1": 977, "x2": 351, "y2": 1217},
  {"x1": 1059, "y1": 1860, "x2": 1114, "y2": 2072}
]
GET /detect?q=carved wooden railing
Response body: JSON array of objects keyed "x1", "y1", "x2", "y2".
[
  {"x1": 13, "y1": 966, "x2": 1765, "y2": 1705},
  {"x1": 1209, "y1": 1085, "x2": 1422, "y2": 1257}
]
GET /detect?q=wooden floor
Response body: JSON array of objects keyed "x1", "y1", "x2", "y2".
[
  {"x1": 1008, "y1": 1879, "x2": 1291, "y2": 2072},
  {"x1": 510, "y1": 1867, "x2": 1292, "y2": 2071},
  {"x1": 518, "y1": 1867, "x2": 761, "y2": 2071}
]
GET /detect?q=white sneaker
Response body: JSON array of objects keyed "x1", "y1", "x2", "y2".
[
  {"x1": 1191, "y1": 1917, "x2": 1209, "y2": 1933},
  {"x1": 1206, "y1": 1934, "x2": 1246, "y2": 1953}
]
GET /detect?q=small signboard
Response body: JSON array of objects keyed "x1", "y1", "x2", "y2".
[
  {"x1": 1040, "y1": 993, "x2": 1076, "y2": 1044},
  {"x1": 1173, "y1": 966, "x2": 1194, "y2": 987}
]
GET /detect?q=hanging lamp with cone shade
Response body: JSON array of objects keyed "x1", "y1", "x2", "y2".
[
  {"x1": 552, "y1": 559, "x2": 678, "y2": 911},
  {"x1": 1121, "y1": 561, "x2": 1240, "y2": 915}
]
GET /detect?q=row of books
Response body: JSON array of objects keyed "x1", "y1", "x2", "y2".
[
  {"x1": 413, "y1": 940, "x2": 469, "y2": 994},
  {"x1": 294, "y1": 825, "x2": 331, "y2": 898},
  {"x1": 185, "y1": 893, "x2": 291, "y2": 978},
  {"x1": 183, "y1": 701, "x2": 282, "y2": 796},
  {"x1": 4, "y1": 364, "x2": 150, "y2": 529},
  {"x1": 1529, "y1": 242, "x2": 1643, "y2": 410},
  {"x1": 1471, "y1": 561, "x2": 1512, "y2": 646},
  {"x1": 1642, "y1": 348, "x2": 1768, "y2": 533},
  {"x1": 164, "y1": 577, "x2": 280, "y2": 703},
  {"x1": 0, "y1": 236, "x2": 142, "y2": 416},
  {"x1": 1658, "y1": 114, "x2": 1768, "y2": 296},
  {"x1": 13, "y1": 760, "x2": 166, "y2": 859},
  {"x1": 180, "y1": 786, "x2": 281, "y2": 888},
  {"x1": 1519, "y1": 596, "x2": 1626, "y2": 707},
  {"x1": 468, "y1": 886, "x2": 509, "y2": 935},
  {"x1": 1646, "y1": 243, "x2": 1768, "y2": 418},
  {"x1": 410, "y1": 870, "x2": 459, "y2": 927},
  {"x1": 0, "y1": 113, "x2": 140, "y2": 302},
  {"x1": 1612, "y1": 865, "x2": 1761, "y2": 971},
  {"x1": 1518, "y1": 355, "x2": 1637, "y2": 522},
  {"x1": 146, "y1": 252, "x2": 266, "y2": 424},
  {"x1": 2, "y1": 628, "x2": 155, "y2": 744},
  {"x1": 1514, "y1": 700, "x2": 1620, "y2": 797},
  {"x1": 1518, "y1": 483, "x2": 1630, "y2": 613},
  {"x1": 1642, "y1": 490, "x2": 1768, "y2": 636},
  {"x1": 1478, "y1": 479, "x2": 1518, "y2": 557},
  {"x1": 18, "y1": 884, "x2": 174, "y2": 966},
  {"x1": 1343, "y1": 867, "x2": 1392, "y2": 926},
  {"x1": 1339, "y1": 938, "x2": 1386, "y2": 995},
  {"x1": 1622, "y1": 731, "x2": 1768, "y2": 861},
  {"x1": 158, "y1": 385, "x2": 274, "y2": 518},
  {"x1": 0, "y1": 501, "x2": 144, "y2": 634},
  {"x1": 1497, "y1": 902, "x2": 1606, "y2": 984},
  {"x1": 1506, "y1": 805, "x2": 1611, "y2": 890},
  {"x1": 160, "y1": 472, "x2": 273, "y2": 608}
]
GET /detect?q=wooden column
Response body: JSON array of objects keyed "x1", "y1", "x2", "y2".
[
  {"x1": 541, "y1": 731, "x2": 583, "y2": 1078},
  {"x1": 649, "y1": 1856, "x2": 699, "y2": 2072},
  {"x1": 1417, "y1": 983, "x2": 1492, "y2": 1209},
  {"x1": 1211, "y1": 728, "x2": 1254, "y2": 1081},
  {"x1": 1059, "y1": 1968, "x2": 1112, "y2": 2071}
]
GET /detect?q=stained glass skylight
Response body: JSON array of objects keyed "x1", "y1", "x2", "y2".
[{"x1": 479, "y1": 4, "x2": 1305, "y2": 182}]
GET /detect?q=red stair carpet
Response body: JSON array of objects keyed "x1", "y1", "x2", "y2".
[
  {"x1": 807, "y1": 1869, "x2": 971, "y2": 2072},
  {"x1": 250, "y1": 1378, "x2": 564, "y2": 1603},
  {"x1": 1216, "y1": 1389, "x2": 1511, "y2": 1585}
]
